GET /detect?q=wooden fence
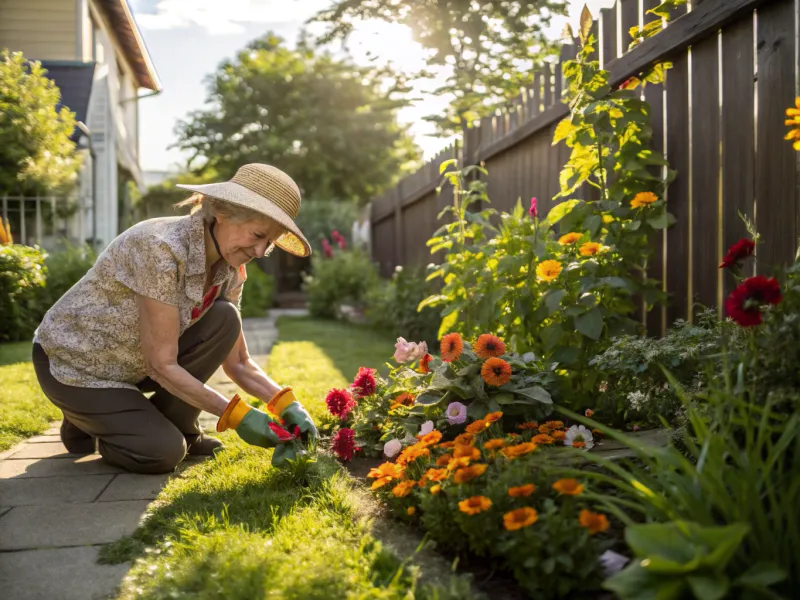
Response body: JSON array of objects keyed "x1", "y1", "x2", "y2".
[{"x1": 370, "y1": 0, "x2": 800, "y2": 335}]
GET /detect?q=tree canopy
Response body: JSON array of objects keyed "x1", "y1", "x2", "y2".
[
  {"x1": 0, "y1": 50, "x2": 82, "y2": 195},
  {"x1": 174, "y1": 33, "x2": 422, "y2": 203},
  {"x1": 312, "y1": 0, "x2": 568, "y2": 136}
]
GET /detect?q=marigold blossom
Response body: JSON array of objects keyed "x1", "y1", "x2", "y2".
[
  {"x1": 440, "y1": 333, "x2": 464, "y2": 362},
  {"x1": 503, "y1": 507, "x2": 538, "y2": 530},
  {"x1": 430, "y1": 484, "x2": 442, "y2": 494},
  {"x1": 579, "y1": 509, "x2": 610, "y2": 534},
  {"x1": 419, "y1": 353, "x2": 433, "y2": 373},
  {"x1": 532, "y1": 434, "x2": 555, "y2": 445},
  {"x1": 558, "y1": 232, "x2": 582, "y2": 245},
  {"x1": 552, "y1": 478, "x2": 584, "y2": 496},
  {"x1": 481, "y1": 357, "x2": 512, "y2": 386},
  {"x1": 466, "y1": 419, "x2": 490, "y2": 434},
  {"x1": 391, "y1": 480, "x2": 417, "y2": 498},
  {"x1": 459, "y1": 495, "x2": 492, "y2": 515},
  {"x1": 407, "y1": 506, "x2": 416, "y2": 516},
  {"x1": 630, "y1": 191, "x2": 658, "y2": 208},
  {"x1": 417, "y1": 430, "x2": 443, "y2": 447},
  {"x1": 426, "y1": 468, "x2": 449, "y2": 482},
  {"x1": 453, "y1": 445, "x2": 481, "y2": 461},
  {"x1": 551, "y1": 430, "x2": 566, "y2": 442},
  {"x1": 454, "y1": 432, "x2": 475, "y2": 446},
  {"x1": 545, "y1": 420, "x2": 564, "y2": 429},
  {"x1": 391, "y1": 392, "x2": 415, "y2": 410},
  {"x1": 483, "y1": 439, "x2": 507, "y2": 451},
  {"x1": 517, "y1": 421, "x2": 538, "y2": 430},
  {"x1": 785, "y1": 96, "x2": 800, "y2": 150},
  {"x1": 508, "y1": 484, "x2": 536, "y2": 497},
  {"x1": 453, "y1": 463, "x2": 488, "y2": 484},
  {"x1": 484, "y1": 411, "x2": 503, "y2": 423},
  {"x1": 536, "y1": 259, "x2": 562, "y2": 282},
  {"x1": 502, "y1": 442, "x2": 537, "y2": 459},
  {"x1": 472, "y1": 334, "x2": 507, "y2": 359}
]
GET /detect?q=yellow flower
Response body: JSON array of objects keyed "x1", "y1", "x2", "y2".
[
  {"x1": 407, "y1": 506, "x2": 417, "y2": 516},
  {"x1": 508, "y1": 484, "x2": 535, "y2": 497},
  {"x1": 602, "y1": 214, "x2": 615, "y2": 224},
  {"x1": 483, "y1": 438, "x2": 506, "y2": 451},
  {"x1": 630, "y1": 191, "x2": 658, "y2": 208},
  {"x1": 466, "y1": 419, "x2": 490, "y2": 434},
  {"x1": 454, "y1": 433, "x2": 475, "y2": 446},
  {"x1": 552, "y1": 478, "x2": 584, "y2": 496},
  {"x1": 558, "y1": 232, "x2": 582, "y2": 245},
  {"x1": 458, "y1": 495, "x2": 492, "y2": 515},
  {"x1": 436, "y1": 453, "x2": 453, "y2": 467},
  {"x1": 551, "y1": 430, "x2": 566, "y2": 442},
  {"x1": 532, "y1": 433, "x2": 554, "y2": 445},
  {"x1": 786, "y1": 96, "x2": 800, "y2": 150},
  {"x1": 579, "y1": 509, "x2": 609, "y2": 534},
  {"x1": 426, "y1": 468, "x2": 449, "y2": 482},
  {"x1": 453, "y1": 444, "x2": 481, "y2": 461},
  {"x1": 446, "y1": 456, "x2": 473, "y2": 471},
  {"x1": 545, "y1": 420, "x2": 564, "y2": 429},
  {"x1": 417, "y1": 430, "x2": 443, "y2": 447},
  {"x1": 391, "y1": 480, "x2": 417, "y2": 498},
  {"x1": 503, "y1": 507, "x2": 538, "y2": 530},
  {"x1": 536, "y1": 259, "x2": 562, "y2": 282},
  {"x1": 579, "y1": 242, "x2": 603, "y2": 257},
  {"x1": 484, "y1": 411, "x2": 504, "y2": 423},
  {"x1": 430, "y1": 484, "x2": 442, "y2": 495},
  {"x1": 453, "y1": 463, "x2": 488, "y2": 484},
  {"x1": 501, "y1": 442, "x2": 537, "y2": 459}
]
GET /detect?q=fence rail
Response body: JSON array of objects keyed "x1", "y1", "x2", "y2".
[
  {"x1": 1, "y1": 195, "x2": 92, "y2": 249},
  {"x1": 370, "y1": 0, "x2": 800, "y2": 335}
]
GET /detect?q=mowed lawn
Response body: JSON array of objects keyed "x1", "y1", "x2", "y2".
[
  {"x1": 104, "y1": 316, "x2": 479, "y2": 599},
  {"x1": 0, "y1": 341, "x2": 61, "y2": 452}
]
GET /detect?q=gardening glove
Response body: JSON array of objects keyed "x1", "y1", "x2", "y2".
[
  {"x1": 217, "y1": 394, "x2": 298, "y2": 463},
  {"x1": 266, "y1": 387, "x2": 319, "y2": 445}
]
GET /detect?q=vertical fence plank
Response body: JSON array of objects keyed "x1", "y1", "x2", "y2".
[
  {"x1": 690, "y1": 34, "x2": 722, "y2": 314},
  {"x1": 665, "y1": 53, "x2": 691, "y2": 326},
  {"x1": 533, "y1": 72, "x2": 542, "y2": 116},
  {"x1": 645, "y1": 82, "x2": 667, "y2": 335},
  {"x1": 721, "y1": 13, "x2": 756, "y2": 292},
  {"x1": 600, "y1": 5, "x2": 618, "y2": 68},
  {"x1": 619, "y1": 0, "x2": 639, "y2": 55},
  {"x1": 543, "y1": 63, "x2": 553, "y2": 108},
  {"x1": 393, "y1": 184, "x2": 404, "y2": 270},
  {"x1": 755, "y1": 0, "x2": 799, "y2": 270}
]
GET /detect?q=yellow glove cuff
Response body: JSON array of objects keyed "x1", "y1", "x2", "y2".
[
  {"x1": 267, "y1": 387, "x2": 296, "y2": 416},
  {"x1": 217, "y1": 394, "x2": 252, "y2": 432}
]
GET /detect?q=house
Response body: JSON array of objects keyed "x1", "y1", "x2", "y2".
[{"x1": 0, "y1": 0, "x2": 160, "y2": 249}]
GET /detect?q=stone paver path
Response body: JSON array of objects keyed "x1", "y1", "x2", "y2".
[{"x1": 0, "y1": 310, "x2": 303, "y2": 600}]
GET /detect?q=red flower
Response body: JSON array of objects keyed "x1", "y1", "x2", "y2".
[
  {"x1": 725, "y1": 276, "x2": 782, "y2": 327},
  {"x1": 325, "y1": 388, "x2": 356, "y2": 419},
  {"x1": 332, "y1": 427, "x2": 357, "y2": 461},
  {"x1": 720, "y1": 239, "x2": 755, "y2": 269},
  {"x1": 419, "y1": 353, "x2": 433, "y2": 374},
  {"x1": 352, "y1": 367, "x2": 376, "y2": 397}
]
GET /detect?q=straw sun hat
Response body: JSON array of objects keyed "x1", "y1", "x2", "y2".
[{"x1": 177, "y1": 164, "x2": 311, "y2": 257}]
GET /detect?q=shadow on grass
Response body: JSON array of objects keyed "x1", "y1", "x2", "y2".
[{"x1": 0, "y1": 342, "x2": 32, "y2": 367}]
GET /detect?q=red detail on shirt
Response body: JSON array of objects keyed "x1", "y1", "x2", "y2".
[{"x1": 191, "y1": 285, "x2": 220, "y2": 320}]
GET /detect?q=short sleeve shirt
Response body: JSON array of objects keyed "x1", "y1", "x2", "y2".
[{"x1": 34, "y1": 211, "x2": 246, "y2": 390}]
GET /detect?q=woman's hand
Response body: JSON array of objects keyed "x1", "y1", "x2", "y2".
[
  {"x1": 217, "y1": 395, "x2": 300, "y2": 466},
  {"x1": 266, "y1": 388, "x2": 318, "y2": 445}
]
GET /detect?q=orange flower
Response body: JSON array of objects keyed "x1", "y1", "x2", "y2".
[
  {"x1": 466, "y1": 420, "x2": 489, "y2": 434},
  {"x1": 558, "y1": 232, "x2": 582, "y2": 245},
  {"x1": 572, "y1": 441, "x2": 586, "y2": 449},
  {"x1": 552, "y1": 478, "x2": 584, "y2": 496},
  {"x1": 419, "y1": 353, "x2": 433, "y2": 373},
  {"x1": 579, "y1": 242, "x2": 602, "y2": 256},
  {"x1": 425, "y1": 468, "x2": 448, "y2": 482},
  {"x1": 472, "y1": 334, "x2": 507, "y2": 359},
  {"x1": 407, "y1": 506, "x2": 417, "y2": 516},
  {"x1": 591, "y1": 428, "x2": 604, "y2": 439},
  {"x1": 453, "y1": 445, "x2": 481, "y2": 461},
  {"x1": 585, "y1": 409, "x2": 595, "y2": 417},
  {"x1": 551, "y1": 430, "x2": 566, "y2": 442},
  {"x1": 367, "y1": 462, "x2": 404, "y2": 480},
  {"x1": 440, "y1": 333, "x2": 464, "y2": 362},
  {"x1": 481, "y1": 358, "x2": 512, "y2": 386},
  {"x1": 537, "y1": 424, "x2": 551, "y2": 435},
  {"x1": 391, "y1": 392, "x2": 415, "y2": 409},
  {"x1": 786, "y1": 96, "x2": 800, "y2": 150},
  {"x1": 396, "y1": 445, "x2": 430, "y2": 466},
  {"x1": 507, "y1": 433, "x2": 521, "y2": 439},
  {"x1": 458, "y1": 495, "x2": 492, "y2": 515},
  {"x1": 430, "y1": 484, "x2": 442, "y2": 495},
  {"x1": 483, "y1": 439, "x2": 507, "y2": 450},
  {"x1": 417, "y1": 473, "x2": 430, "y2": 487},
  {"x1": 545, "y1": 420, "x2": 564, "y2": 429},
  {"x1": 453, "y1": 463, "x2": 488, "y2": 483},
  {"x1": 532, "y1": 434, "x2": 554, "y2": 445},
  {"x1": 579, "y1": 509, "x2": 609, "y2": 534},
  {"x1": 417, "y1": 430, "x2": 443, "y2": 447},
  {"x1": 502, "y1": 442, "x2": 537, "y2": 459},
  {"x1": 438, "y1": 441, "x2": 456, "y2": 449},
  {"x1": 630, "y1": 191, "x2": 658, "y2": 208},
  {"x1": 436, "y1": 453, "x2": 453, "y2": 467},
  {"x1": 536, "y1": 260, "x2": 562, "y2": 282},
  {"x1": 454, "y1": 433, "x2": 475, "y2": 446},
  {"x1": 392, "y1": 480, "x2": 417, "y2": 498},
  {"x1": 484, "y1": 411, "x2": 504, "y2": 423},
  {"x1": 503, "y1": 507, "x2": 538, "y2": 530},
  {"x1": 517, "y1": 422, "x2": 538, "y2": 430},
  {"x1": 447, "y1": 456, "x2": 473, "y2": 471},
  {"x1": 371, "y1": 477, "x2": 393, "y2": 490},
  {"x1": 508, "y1": 484, "x2": 535, "y2": 497}
]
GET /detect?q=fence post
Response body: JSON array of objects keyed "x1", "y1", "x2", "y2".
[
  {"x1": 393, "y1": 181, "x2": 404, "y2": 270},
  {"x1": 1, "y1": 195, "x2": 7, "y2": 227},
  {"x1": 35, "y1": 196, "x2": 42, "y2": 246},
  {"x1": 19, "y1": 197, "x2": 26, "y2": 245},
  {"x1": 50, "y1": 196, "x2": 57, "y2": 239}
]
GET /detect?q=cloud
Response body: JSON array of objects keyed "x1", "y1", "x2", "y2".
[{"x1": 132, "y1": 0, "x2": 332, "y2": 35}]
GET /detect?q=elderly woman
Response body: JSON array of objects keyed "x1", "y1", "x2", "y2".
[{"x1": 32, "y1": 164, "x2": 317, "y2": 474}]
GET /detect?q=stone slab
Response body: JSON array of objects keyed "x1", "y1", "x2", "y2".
[
  {"x1": 0, "y1": 506, "x2": 10, "y2": 518},
  {"x1": 97, "y1": 473, "x2": 170, "y2": 501},
  {"x1": 0, "y1": 456, "x2": 124, "y2": 479},
  {"x1": 0, "y1": 546, "x2": 130, "y2": 600},
  {"x1": 0, "y1": 500, "x2": 150, "y2": 550},
  {"x1": 0, "y1": 475, "x2": 114, "y2": 506},
  {"x1": 25, "y1": 435, "x2": 62, "y2": 444},
  {"x1": 43, "y1": 427, "x2": 60, "y2": 435},
  {"x1": 6, "y1": 441, "x2": 83, "y2": 460}
]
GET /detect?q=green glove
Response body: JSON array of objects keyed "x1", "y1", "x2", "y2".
[
  {"x1": 271, "y1": 441, "x2": 306, "y2": 467},
  {"x1": 266, "y1": 388, "x2": 319, "y2": 445},
  {"x1": 217, "y1": 395, "x2": 295, "y2": 449}
]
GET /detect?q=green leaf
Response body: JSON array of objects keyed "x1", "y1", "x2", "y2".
[
  {"x1": 584, "y1": 214, "x2": 602, "y2": 237},
  {"x1": 415, "y1": 392, "x2": 443, "y2": 407},
  {"x1": 737, "y1": 563, "x2": 787, "y2": 588},
  {"x1": 647, "y1": 210, "x2": 676, "y2": 230},
  {"x1": 579, "y1": 5, "x2": 594, "y2": 44},
  {"x1": 439, "y1": 158, "x2": 456, "y2": 174},
  {"x1": 600, "y1": 276, "x2": 632, "y2": 289},
  {"x1": 418, "y1": 294, "x2": 448, "y2": 310},
  {"x1": 552, "y1": 345, "x2": 580, "y2": 365},
  {"x1": 552, "y1": 117, "x2": 574, "y2": 145},
  {"x1": 603, "y1": 563, "x2": 686, "y2": 600},
  {"x1": 575, "y1": 307, "x2": 604, "y2": 340},
  {"x1": 686, "y1": 575, "x2": 729, "y2": 600},
  {"x1": 512, "y1": 385, "x2": 552, "y2": 405},
  {"x1": 438, "y1": 310, "x2": 459, "y2": 339},
  {"x1": 625, "y1": 523, "x2": 696, "y2": 565},
  {"x1": 492, "y1": 392, "x2": 516, "y2": 405},
  {"x1": 540, "y1": 323, "x2": 564, "y2": 350},
  {"x1": 544, "y1": 199, "x2": 582, "y2": 227},
  {"x1": 544, "y1": 289, "x2": 567, "y2": 314}
]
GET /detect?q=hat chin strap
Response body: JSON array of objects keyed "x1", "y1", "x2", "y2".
[{"x1": 209, "y1": 218, "x2": 226, "y2": 264}]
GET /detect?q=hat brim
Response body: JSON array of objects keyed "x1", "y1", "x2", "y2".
[{"x1": 176, "y1": 181, "x2": 312, "y2": 257}]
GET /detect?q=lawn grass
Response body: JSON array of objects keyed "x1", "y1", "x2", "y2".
[
  {"x1": 104, "y1": 317, "x2": 480, "y2": 599},
  {"x1": 0, "y1": 342, "x2": 60, "y2": 452}
]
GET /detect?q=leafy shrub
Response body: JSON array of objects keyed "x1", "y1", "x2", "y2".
[
  {"x1": 303, "y1": 249, "x2": 379, "y2": 319},
  {"x1": 240, "y1": 263, "x2": 275, "y2": 317},
  {"x1": 365, "y1": 265, "x2": 440, "y2": 347},
  {"x1": 294, "y1": 199, "x2": 360, "y2": 254},
  {"x1": 40, "y1": 242, "x2": 95, "y2": 309},
  {"x1": 0, "y1": 244, "x2": 47, "y2": 341}
]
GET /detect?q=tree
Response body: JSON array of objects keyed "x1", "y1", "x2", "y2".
[
  {"x1": 312, "y1": 0, "x2": 568, "y2": 136},
  {"x1": 174, "y1": 33, "x2": 421, "y2": 203},
  {"x1": 0, "y1": 50, "x2": 82, "y2": 195}
]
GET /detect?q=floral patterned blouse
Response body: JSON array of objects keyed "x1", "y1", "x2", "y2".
[{"x1": 34, "y1": 211, "x2": 245, "y2": 390}]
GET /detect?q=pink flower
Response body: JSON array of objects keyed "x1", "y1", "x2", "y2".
[
  {"x1": 419, "y1": 421, "x2": 434, "y2": 436},
  {"x1": 352, "y1": 367, "x2": 377, "y2": 397},
  {"x1": 337, "y1": 237, "x2": 346, "y2": 250},
  {"x1": 325, "y1": 389, "x2": 356, "y2": 419},
  {"x1": 633, "y1": 425, "x2": 640, "y2": 432},
  {"x1": 321, "y1": 238, "x2": 334, "y2": 258},
  {"x1": 332, "y1": 428, "x2": 357, "y2": 461},
  {"x1": 393, "y1": 338, "x2": 428, "y2": 363},
  {"x1": 529, "y1": 197, "x2": 538, "y2": 219},
  {"x1": 446, "y1": 402, "x2": 467, "y2": 425},
  {"x1": 383, "y1": 439, "x2": 402, "y2": 457}
]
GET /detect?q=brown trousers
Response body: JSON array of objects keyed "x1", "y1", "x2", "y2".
[{"x1": 33, "y1": 301, "x2": 241, "y2": 474}]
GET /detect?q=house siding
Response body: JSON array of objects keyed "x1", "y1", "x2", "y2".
[{"x1": 0, "y1": 0, "x2": 78, "y2": 61}]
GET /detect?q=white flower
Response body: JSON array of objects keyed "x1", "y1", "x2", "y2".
[
  {"x1": 419, "y1": 420, "x2": 434, "y2": 436},
  {"x1": 627, "y1": 390, "x2": 647, "y2": 411},
  {"x1": 383, "y1": 439, "x2": 402, "y2": 458},
  {"x1": 599, "y1": 550, "x2": 629, "y2": 576},
  {"x1": 564, "y1": 425, "x2": 594, "y2": 450},
  {"x1": 522, "y1": 352, "x2": 536, "y2": 363}
]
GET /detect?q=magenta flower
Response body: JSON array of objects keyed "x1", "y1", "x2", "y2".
[{"x1": 529, "y1": 197, "x2": 538, "y2": 219}]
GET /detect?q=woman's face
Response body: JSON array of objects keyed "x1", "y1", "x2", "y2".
[{"x1": 214, "y1": 215, "x2": 286, "y2": 268}]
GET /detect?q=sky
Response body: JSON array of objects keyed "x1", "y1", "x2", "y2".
[{"x1": 130, "y1": 0, "x2": 615, "y2": 173}]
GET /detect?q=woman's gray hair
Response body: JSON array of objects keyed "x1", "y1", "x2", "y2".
[{"x1": 174, "y1": 193, "x2": 279, "y2": 257}]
